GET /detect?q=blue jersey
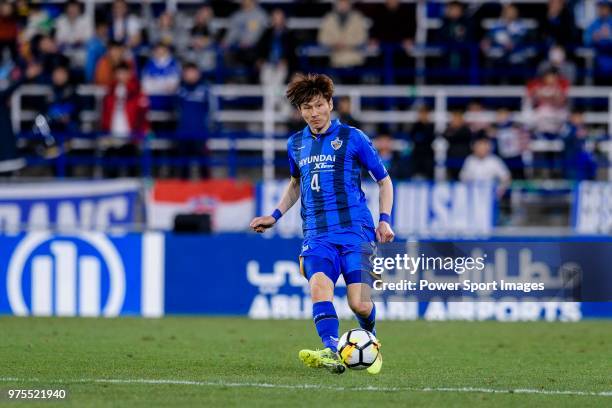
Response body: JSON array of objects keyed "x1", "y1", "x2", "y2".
[{"x1": 287, "y1": 119, "x2": 388, "y2": 238}]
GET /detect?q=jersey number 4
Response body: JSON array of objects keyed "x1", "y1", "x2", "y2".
[{"x1": 310, "y1": 173, "x2": 321, "y2": 192}]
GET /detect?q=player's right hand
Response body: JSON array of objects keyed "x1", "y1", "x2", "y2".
[{"x1": 249, "y1": 216, "x2": 276, "y2": 233}]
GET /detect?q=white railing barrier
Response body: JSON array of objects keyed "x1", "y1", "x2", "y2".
[{"x1": 9, "y1": 84, "x2": 612, "y2": 180}]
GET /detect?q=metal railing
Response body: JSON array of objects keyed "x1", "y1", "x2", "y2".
[{"x1": 9, "y1": 84, "x2": 612, "y2": 179}]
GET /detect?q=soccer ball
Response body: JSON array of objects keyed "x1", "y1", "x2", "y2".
[{"x1": 337, "y1": 328, "x2": 380, "y2": 370}]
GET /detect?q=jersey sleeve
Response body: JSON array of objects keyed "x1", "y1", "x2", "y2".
[
  {"x1": 287, "y1": 138, "x2": 300, "y2": 178},
  {"x1": 354, "y1": 130, "x2": 389, "y2": 182}
]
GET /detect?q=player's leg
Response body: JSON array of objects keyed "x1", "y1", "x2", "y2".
[
  {"x1": 339, "y1": 228, "x2": 382, "y2": 374},
  {"x1": 344, "y1": 271, "x2": 382, "y2": 375},
  {"x1": 297, "y1": 253, "x2": 345, "y2": 374},
  {"x1": 346, "y1": 282, "x2": 376, "y2": 336},
  {"x1": 309, "y1": 270, "x2": 338, "y2": 352}
]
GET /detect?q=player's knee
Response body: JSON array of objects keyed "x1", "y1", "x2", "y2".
[{"x1": 349, "y1": 299, "x2": 373, "y2": 317}]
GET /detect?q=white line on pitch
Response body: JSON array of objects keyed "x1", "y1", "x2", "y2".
[{"x1": 1, "y1": 377, "x2": 611, "y2": 397}]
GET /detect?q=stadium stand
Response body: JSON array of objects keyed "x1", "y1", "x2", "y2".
[{"x1": 0, "y1": 0, "x2": 610, "y2": 190}]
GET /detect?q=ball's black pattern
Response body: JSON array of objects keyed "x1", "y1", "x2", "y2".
[{"x1": 339, "y1": 328, "x2": 379, "y2": 369}]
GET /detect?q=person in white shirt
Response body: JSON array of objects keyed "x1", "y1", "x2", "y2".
[
  {"x1": 110, "y1": 0, "x2": 142, "y2": 47},
  {"x1": 54, "y1": 0, "x2": 92, "y2": 67},
  {"x1": 460, "y1": 134, "x2": 511, "y2": 196}
]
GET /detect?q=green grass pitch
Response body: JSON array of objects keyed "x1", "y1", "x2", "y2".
[{"x1": 1, "y1": 317, "x2": 611, "y2": 407}]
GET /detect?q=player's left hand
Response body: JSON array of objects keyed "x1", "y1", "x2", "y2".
[{"x1": 376, "y1": 221, "x2": 395, "y2": 243}]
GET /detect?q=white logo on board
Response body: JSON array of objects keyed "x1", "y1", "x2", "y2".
[{"x1": 6, "y1": 232, "x2": 126, "y2": 317}]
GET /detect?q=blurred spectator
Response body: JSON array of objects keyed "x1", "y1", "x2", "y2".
[
  {"x1": 527, "y1": 67, "x2": 569, "y2": 138},
  {"x1": 55, "y1": 1, "x2": 92, "y2": 52},
  {"x1": 491, "y1": 107, "x2": 526, "y2": 179},
  {"x1": 318, "y1": 0, "x2": 368, "y2": 69},
  {"x1": 536, "y1": 44, "x2": 577, "y2": 83},
  {"x1": 543, "y1": 0, "x2": 577, "y2": 48},
  {"x1": 184, "y1": 27, "x2": 217, "y2": 75},
  {"x1": 256, "y1": 8, "x2": 297, "y2": 86},
  {"x1": 85, "y1": 19, "x2": 108, "y2": 82},
  {"x1": 336, "y1": 96, "x2": 360, "y2": 128},
  {"x1": 14, "y1": 0, "x2": 29, "y2": 26},
  {"x1": 184, "y1": 27, "x2": 217, "y2": 76},
  {"x1": 175, "y1": 62, "x2": 210, "y2": 179},
  {"x1": 223, "y1": 0, "x2": 268, "y2": 77},
  {"x1": 481, "y1": 4, "x2": 531, "y2": 83},
  {"x1": 444, "y1": 109, "x2": 473, "y2": 180},
  {"x1": 0, "y1": 1, "x2": 19, "y2": 63},
  {"x1": 465, "y1": 100, "x2": 490, "y2": 134},
  {"x1": 460, "y1": 135, "x2": 511, "y2": 196},
  {"x1": 0, "y1": 64, "x2": 41, "y2": 172},
  {"x1": 560, "y1": 111, "x2": 597, "y2": 180},
  {"x1": 30, "y1": 34, "x2": 70, "y2": 81},
  {"x1": 44, "y1": 65, "x2": 80, "y2": 133},
  {"x1": 584, "y1": 0, "x2": 612, "y2": 85},
  {"x1": 109, "y1": 0, "x2": 142, "y2": 48},
  {"x1": 374, "y1": 133, "x2": 407, "y2": 180},
  {"x1": 141, "y1": 42, "x2": 181, "y2": 111},
  {"x1": 100, "y1": 62, "x2": 147, "y2": 177},
  {"x1": 101, "y1": 61, "x2": 148, "y2": 139},
  {"x1": 22, "y1": 3, "x2": 53, "y2": 41},
  {"x1": 95, "y1": 41, "x2": 134, "y2": 87},
  {"x1": 437, "y1": 1, "x2": 473, "y2": 83},
  {"x1": 369, "y1": 0, "x2": 415, "y2": 52},
  {"x1": 146, "y1": 9, "x2": 189, "y2": 56},
  {"x1": 191, "y1": 5, "x2": 219, "y2": 41},
  {"x1": 408, "y1": 105, "x2": 435, "y2": 180}
]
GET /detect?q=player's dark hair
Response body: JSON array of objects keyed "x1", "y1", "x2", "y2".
[{"x1": 286, "y1": 73, "x2": 334, "y2": 108}]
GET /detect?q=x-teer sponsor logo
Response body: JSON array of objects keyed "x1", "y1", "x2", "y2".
[{"x1": 7, "y1": 232, "x2": 126, "y2": 317}]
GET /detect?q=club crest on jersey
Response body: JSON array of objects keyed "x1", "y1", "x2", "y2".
[{"x1": 331, "y1": 137, "x2": 343, "y2": 150}]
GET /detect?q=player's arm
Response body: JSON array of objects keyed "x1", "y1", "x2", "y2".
[
  {"x1": 249, "y1": 176, "x2": 301, "y2": 233},
  {"x1": 376, "y1": 175, "x2": 395, "y2": 243}
]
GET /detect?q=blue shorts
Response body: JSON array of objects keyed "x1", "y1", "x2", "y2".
[{"x1": 299, "y1": 225, "x2": 376, "y2": 286}]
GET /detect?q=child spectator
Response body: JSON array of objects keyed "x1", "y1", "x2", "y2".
[
  {"x1": 44, "y1": 65, "x2": 80, "y2": 133},
  {"x1": 174, "y1": 63, "x2": 210, "y2": 179},
  {"x1": 141, "y1": 42, "x2": 181, "y2": 111},
  {"x1": 491, "y1": 107, "x2": 526, "y2": 179},
  {"x1": 101, "y1": 62, "x2": 148, "y2": 139},
  {"x1": 460, "y1": 135, "x2": 511, "y2": 196}
]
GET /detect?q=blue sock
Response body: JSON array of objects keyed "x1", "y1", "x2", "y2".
[
  {"x1": 312, "y1": 301, "x2": 339, "y2": 352},
  {"x1": 356, "y1": 302, "x2": 376, "y2": 337}
]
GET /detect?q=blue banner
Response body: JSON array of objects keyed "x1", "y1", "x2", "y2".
[
  {"x1": 0, "y1": 180, "x2": 141, "y2": 232},
  {"x1": 257, "y1": 181, "x2": 496, "y2": 238},
  {"x1": 573, "y1": 181, "x2": 612, "y2": 234},
  {"x1": 163, "y1": 234, "x2": 612, "y2": 321},
  {"x1": 1, "y1": 232, "x2": 611, "y2": 320}
]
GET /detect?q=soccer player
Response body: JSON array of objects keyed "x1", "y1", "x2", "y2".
[{"x1": 249, "y1": 73, "x2": 394, "y2": 375}]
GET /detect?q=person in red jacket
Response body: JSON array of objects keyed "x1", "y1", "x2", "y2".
[
  {"x1": 101, "y1": 61, "x2": 148, "y2": 138},
  {"x1": 100, "y1": 61, "x2": 148, "y2": 177}
]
